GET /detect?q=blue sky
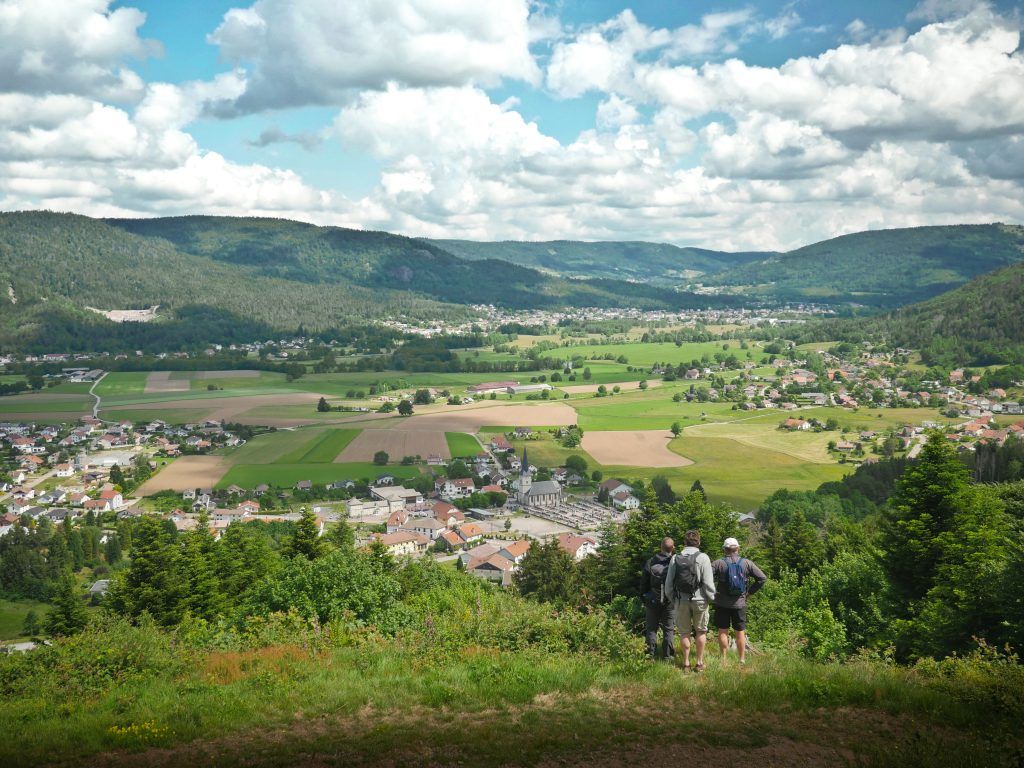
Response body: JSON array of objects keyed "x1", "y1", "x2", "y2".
[{"x1": 1, "y1": 0, "x2": 1022, "y2": 249}]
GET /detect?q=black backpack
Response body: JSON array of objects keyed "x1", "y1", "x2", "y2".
[
  {"x1": 673, "y1": 551, "x2": 701, "y2": 599},
  {"x1": 647, "y1": 555, "x2": 672, "y2": 605}
]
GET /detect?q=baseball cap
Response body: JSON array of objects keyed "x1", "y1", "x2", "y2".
[{"x1": 723, "y1": 537, "x2": 740, "y2": 549}]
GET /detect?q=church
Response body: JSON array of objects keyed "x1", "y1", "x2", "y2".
[{"x1": 515, "y1": 448, "x2": 564, "y2": 507}]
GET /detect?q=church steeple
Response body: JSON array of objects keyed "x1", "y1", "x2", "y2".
[{"x1": 521, "y1": 447, "x2": 530, "y2": 475}]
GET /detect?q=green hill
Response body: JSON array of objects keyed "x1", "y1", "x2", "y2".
[
  {"x1": 703, "y1": 224, "x2": 1024, "y2": 306},
  {"x1": 0, "y1": 212, "x2": 736, "y2": 352},
  {"x1": 427, "y1": 238, "x2": 769, "y2": 285},
  {"x1": 799, "y1": 260, "x2": 1024, "y2": 366}
]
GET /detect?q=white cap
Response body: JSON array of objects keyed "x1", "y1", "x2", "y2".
[{"x1": 723, "y1": 537, "x2": 740, "y2": 550}]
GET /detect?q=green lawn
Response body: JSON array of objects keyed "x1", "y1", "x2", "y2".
[
  {"x1": 93, "y1": 372, "x2": 150, "y2": 397},
  {"x1": 445, "y1": 432, "x2": 481, "y2": 458},
  {"x1": 100, "y1": 408, "x2": 211, "y2": 425},
  {"x1": 217, "y1": 462, "x2": 424, "y2": 489},
  {"x1": 0, "y1": 397, "x2": 91, "y2": 414},
  {"x1": 0, "y1": 599, "x2": 50, "y2": 641},
  {"x1": 277, "y1": 429, "x2": 359, "y2": 463}
]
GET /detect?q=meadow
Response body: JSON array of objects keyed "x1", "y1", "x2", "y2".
[
  {"x1": 445, "y1": 431, "x2": 481, "y2": 458},
  {"x1": 0, "y1": 599, "x2": 49, "y2": 642}
]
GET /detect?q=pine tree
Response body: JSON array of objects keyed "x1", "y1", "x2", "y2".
[
  {"x1": 328, "y1": 520, "x2": 355, "y2": 551},
  {"x1": 884, "y1": 432, "x2": 971, "y2": 599},
  {"x1": 104, "y1": 534, "x2": 122, "y2": 564},
  {"x1": 21, "y1": 609, "x2": 41, "y2": 637},
  {"x1": 44, "y1": 576, "x2": 89, "y2": 637},
  {"x1": 286, "y1": 508, "x2": 326, "y2": 560},
  {"x1": 181, "y1": 513, "x2": 226, "y2": 619},
  {"x1": 780, "y1": 510, "x2": 825, "y2": 581},
  {"x1": 689, "y1": 479, "x2": 707, "y2": 502},
  {"x1": 514, "y1": 538, "x2": 578, "y2": 606}
]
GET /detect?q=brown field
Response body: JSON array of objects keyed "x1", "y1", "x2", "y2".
[
  {"x1": 0, "y1": 410, "x2": 88, "y2": 422},
  {"x1": 335, "y1": 430, "x2": 449, "y2": 462},
  {"x1": 135, "y1": 456, "x2": 230, "y2": 494},
  {"x1": 559, "y1": 380, "x2": 663, "y2": 395},
  {"x1": 115, "y1": 392, "x2": 326, "y2": 423},
  {"x1": 582, "y1": 429, "x2": 693, "y2": 467},
  {"x1": 144, "y1": 372, "x2": 190, "y2": 394}
]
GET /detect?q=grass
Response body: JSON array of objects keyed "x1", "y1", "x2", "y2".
[
  {"x1": 0, "y1": 397, "x2": 91, "y2": 414},
  {"x1": 93, "y1": 372, "x2": 150, "y2": 397},
  {"x1": 0, "y1": 599, "x2": 49, "y2": 641},
  {"x1": 100, "y1": 408, "x2": 211, "y2": 425},
  {"x1": 1, "y1": 640, "x2": 1018, "y2": 768},
  {"x1": 556, "y1": 340, "x2": 769, "y2": 367},
  {"x1": 276, "y1": 429, "x2": 359, "y2": 464},
  {"x1": 217, "y1": 462, "x2": 423, "y2": 489},
  {"x1": 489, "y1": 431, "x2": 594, "y2": 470},
  {"x1": 445, "y1": 432, "x2": 481, "y2": 458}
]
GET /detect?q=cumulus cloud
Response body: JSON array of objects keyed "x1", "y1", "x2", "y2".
[
  {"x1": 0, "y1": 0, "x2": 158, "y2": 101},
  {"x1": 209, "y1": 0, "x2": 540, "y2": 112}
]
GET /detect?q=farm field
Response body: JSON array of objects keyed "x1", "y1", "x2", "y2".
[
  {"x1": 582, "y1": 429, "x2": 692, "y2": 468},
  {"x1": 571, "y1": 389, "x2": 744, "y2": 431},
  {"x1": 555, "y1": 340, "x2": 768, "y2": 367},
  {"x1": 279, "y1": 429, "x2": 359, "y2": 463},
  {"x1": 336, "y1": 430, "x2": 448, "y2": 462},
  {"x1": 217, "y1": 462, "x2": 423, "y2": 490},
  {"x1": 445, "y1": 432, "x2": 481, "y2": 457},
  {"x1": 491, "y1": 431, "x2": 594, "y2": 469},
  {"x1": 135, "y1": 456, "x2": 231, "y2": 493}
]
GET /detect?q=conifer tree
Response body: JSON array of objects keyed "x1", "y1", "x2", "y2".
[{"x1": 44, "y1": 576, "x2": 89, "y2": 637}]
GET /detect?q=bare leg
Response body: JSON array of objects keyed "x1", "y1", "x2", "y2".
[
  {"x1": 736, "y1": 630, "x2": 747, "y2": 664},
  {"x1": 718, "y1": 629, "x2": 729, "y2": 663},
  {"x1": 695, "y1": 631, "x2": 707, "y2": 667},
  {"x1": 680, "y1": 634, "x2": 692, "y2": 667}
]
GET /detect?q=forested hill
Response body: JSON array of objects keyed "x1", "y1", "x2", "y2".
[
  {"x1": 426, "y1": 238, "x2": 769, "y2": 285},
  {"x1": 701, "y1": 223, "x2": 1024, "y2": 307},
  {"x1": 798, "y1": 260, "x2": 1024, "y2": 366},
  {"x1": 0, "y1": 212, "x2": 737, "y2": 352}
]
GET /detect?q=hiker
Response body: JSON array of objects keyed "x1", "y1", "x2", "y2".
[
  {"x1": 666, "y1": 529, "x2": 715, "y2": 672},
  {"x1": 711, "y1": 537, "x2": 767, "y2": 667},
  {"x1": 641, "y1": 537, "x2": 677, "y2": 660}
]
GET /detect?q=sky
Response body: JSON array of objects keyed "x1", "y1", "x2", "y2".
[{"x1": 1, "y1": 0, "x2": 1023, "y2": 251}]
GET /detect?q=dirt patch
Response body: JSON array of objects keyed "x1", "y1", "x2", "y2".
[
  {"x1": 582, "y1": 429, "x2": 693, "y2": 467},
  {"x1": 135, "y1": 456, "x2": 230, "y2": 494},
  {"x1": 144, "y1": 372, "x2": 190, "y2": 394},
  {"x1": 560, "y1": 379, "x2": 663, "y2": 395},
  {"x1": 114, "y1": 393, "x2": 326, "y2": 423},
  {"x1": 336, "y1": 430, "x2": 449, "y2": 462}
]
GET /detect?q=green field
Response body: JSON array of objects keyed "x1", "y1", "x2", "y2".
[
  {"x1": 0, "y1": 599, "x2": 50, "y2": 641},
  {"x1": 217, "y1": 461, "x2": 423, "y2": 489},
  {"x1": 0, "y1": 396, "x2": 91, "y2": 414},
  {"x1": 101, "y1": 408, "x2": 211, "y2": 425},
  {"x1": 571, "y1": 388, "x2": 744, "y2": 431},
  {"x1": 277, "y1": 429, "x2": 359, "y2": 463},
  {"x1": 445, "y1": 432, "x2": 481, "y2": 458},
  {"x1": 556, "y1": 340, "x2": 768, "y2": 367},
  {"x1": 93, "y1": 372, "x2": 149, "y2": 397}
]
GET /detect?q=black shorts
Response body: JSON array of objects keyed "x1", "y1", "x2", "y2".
[{"x1": 714, "y1": 606, "x2": 747, "y2": 631}]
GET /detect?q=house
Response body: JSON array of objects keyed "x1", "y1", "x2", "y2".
[
  {"x1": 437, "y1": 529, "x2": 466, "y2": 552},
  {"x1": 467, "y1": 553, "x2": 516, "y2": 585},
  {"x1": 401, "y1": 517, "x2": 448, "y2": 541},
  {"x1": 456, "y1": 522, "x2": 485, "y2": 545},
  {"x1": 489, "y1": 435, "x2": 513, "y2": 453},
  {"x1": 834, "y1": 440, "x2": 857, "y2": 452},
  {"x1": 498, "y1": 539, "x2": 531, "y2": 564},
  {"x1": 55, "y1": 463, "x2": 74, "y2": 478},
  {"x1": 426, "y1": 454, "x2": 445, "y2": 466},
  {"x1": 599, "y1": 478, "x2": 632, "y2": 498},
  {"x1": 386, "y1": 508, "x2": 410, "y2": 533},
  {"x1": 348, "y1": 498, "x2": 395, "y2": 518},
  {"x1": 781, "y1": 418, "x2": 810, "y2": 431},
  {"x1": 612, "y1": 491, "x2": 640, "y2": 511},
  {"x1": 374, "y1": 473, "x2": 397, "y2": 486},
  {"x1": 237, "y1": 499, "x2": 261, "y2": 515},
  {"x1": 432, "y1": 501, "x2": 465, "y2": 526},
  {"x1": 557, "y1": 533, "x2": 599, "y2": 561},
  {"x1": 371, "y1": 485, "x2": 423, "y2": 509},
  {"x1": 368, "y1": 531, "x2": 429, "y2": 557},
  {"x1": 98, "y1": 488, "x2": 123, "y2": 509},
  {"x1": 438, "y1": 477, "x2": 476, "y2": 499},
  {"x1": 294, "y1": 480, "x2": 313, "y2": 491}
]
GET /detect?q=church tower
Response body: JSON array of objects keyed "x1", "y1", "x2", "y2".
[{"x1": 518, "y1": 447, "x2": 532, "y2": 502}]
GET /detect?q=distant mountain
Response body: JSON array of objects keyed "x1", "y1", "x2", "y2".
[
  {"x1": 425, "y1": 239, "x2": 769, "y2": 285},
  {"x1": 702, "y1": 224, "x2": 1024, "y2": 307},
  {"x1": 0, "y1": 212, "x2": 736, "y2": 352},
  {"x1": 799, "y1": 261, "x2": 1024, "y2": 367}
]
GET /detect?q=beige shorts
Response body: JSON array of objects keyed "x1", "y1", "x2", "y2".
[{"x1": 677, "y1": 600, "x2": 710, "y2": 635}]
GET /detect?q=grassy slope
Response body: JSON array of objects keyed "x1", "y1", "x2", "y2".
[
  {"x1": 706, "y1": 223, "x2": 1024, "y2": 306},
  {"x1": 0, "y1": 599, "x2": 49, "y2": 641},
  {"x1": 3, "y1": 645, "x2": 1017, "y2": 768}
]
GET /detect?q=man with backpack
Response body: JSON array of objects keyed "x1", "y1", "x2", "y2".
[
  {"x1": 666, "y1": 530, "x2": 716, "y2": 672},
  {"x1": 711, "y1": 537, "x2": 767, "y2": 667},
  {"x1": 641, "y1": 537, "x2": 678, "y2": 660}
]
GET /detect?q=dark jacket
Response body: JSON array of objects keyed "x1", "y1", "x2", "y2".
[
  {"x1": 710, "y1": 554, "x2": 767, "y2": 608},
  {"x1": 641, "y1": 551, "x2": 674, "y2": 605}
]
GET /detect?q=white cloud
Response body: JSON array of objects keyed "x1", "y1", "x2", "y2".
[
  {"x1": 210, "y1": 0, "x2": 540, "y2": 111},
  {"x1": 0, "y1": 0, "x2": 157, "y2": 101}
]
